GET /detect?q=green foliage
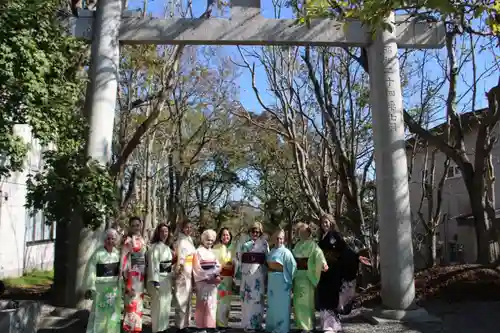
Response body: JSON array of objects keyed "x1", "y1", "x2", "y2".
[
  {"x1": 0, "y1": 0, "x2": 86, "y2": 178},
  {"x1": 0, "y1": 0, "x2": 117, "y2": 229},
  {"x1": 291, "y1": 0, "x2": 500, "y2": 35},
  {"x1": 26, "y1": 150, "x2": 117, "y2": 230}
]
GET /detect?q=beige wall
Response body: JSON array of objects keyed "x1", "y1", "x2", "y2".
[{"x1": 408, "y1": 127, "x2": 500, "y2": 268}]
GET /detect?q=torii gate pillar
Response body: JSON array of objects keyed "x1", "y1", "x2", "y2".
[{"x1": 70, "y1": 0, "x2": 445, "y2": 315}]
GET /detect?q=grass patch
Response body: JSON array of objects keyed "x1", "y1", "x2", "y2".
[{"x1": 3, "y1": 270, "x2": 54, "y2": 288}]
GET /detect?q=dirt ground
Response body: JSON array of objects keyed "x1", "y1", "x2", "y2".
[{"x1": 356, "y1": 264, "x2": 500, "y2": 307}]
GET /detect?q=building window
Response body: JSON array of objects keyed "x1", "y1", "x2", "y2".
[
  {"x1": 446, "y1": 165, "x2": 461, "y2": 179},
  {"x1": 25, "y1": 210, "x2": 55, "y2": 244}
]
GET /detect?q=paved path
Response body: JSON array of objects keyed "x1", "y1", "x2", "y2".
[{"x1": 37, "y1": 299, "x2": 500, "y2": 333}]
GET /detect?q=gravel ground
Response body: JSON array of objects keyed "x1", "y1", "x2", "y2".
[{"x1": 36, "y1": 298, "x2": 500, "y2": 333}]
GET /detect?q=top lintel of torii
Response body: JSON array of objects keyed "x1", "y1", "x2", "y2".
[{"x1": 70, "y1": 0, "x2": 445, "y2": 49}]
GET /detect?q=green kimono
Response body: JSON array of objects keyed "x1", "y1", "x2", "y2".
[
  {"x1": 147, "y1": 242, "x2": 174, "y2": 333},
  {"x1": 84, "y1": 246, "x2": 122, "y2": 333},
  {"x1": 292, "y1": 239, "x2": 326, "y2": 331},
  {"x1": 212, "y1": 243, "x2": 234, "y2": 327}
]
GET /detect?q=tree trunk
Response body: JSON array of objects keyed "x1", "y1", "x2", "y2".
[
  {"x1": 426, "y1": 230, "x2": 437, "y2": 267},
  {"x1": 467, "y1": 184, "x2": 499, "y2": 263}
]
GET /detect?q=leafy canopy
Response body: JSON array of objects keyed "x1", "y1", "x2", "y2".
[
  {"x1": 0, "y1": 0, "x2": 86, "y2": 177},
  {"x1": 292, "y1": 0, "x2": 500, "y2": 35},
  {"x1": 0, "y1": 0, "x2": 117, "y2": 228}
]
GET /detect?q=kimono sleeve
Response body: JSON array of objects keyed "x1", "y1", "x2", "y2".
[
  {"x1": 307, "y1": 244, "x2": 326, "y2": 287},
  {"x1": 192, "y1": 250, "x2": 207, "y2": 283},
  {"x1": 283, "y1": 249, "x2": 297, "y2": 287},
  {"x1": 147, "y1": 244, "x2": 160, "y2": 283},
  {"x1": 83, "y1": 250, "x2": 98, "y2": 291}
]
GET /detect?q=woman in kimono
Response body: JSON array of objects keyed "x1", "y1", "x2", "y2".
[
  {"x1": 192, "y1": 229, "x2": 222, "y2": 328},
  {"x1": 121, "y1": 216, "x2": 148, "y2": 333},
  {"x1": 173, "y1": 221, "x2": 196, "y2": 330},
  {"x1": 147, "y1": 223, "x2": 174, "y2": 333},
  {"x1": 265, "y1": 229, "x2": 296, "y2": 333},
  {"x1": 238, "y1": 222, "x2": 269, "y2": 330},
  {"x1": 84, "y1": 228, "x2": 122, "y2": 333},
  {"x1": 212, "y1": 227, "x2": 234, "y2": 328},
  {"x1": 292, "y1": 222, "x2": 328, "y2": 332},
  {"x1": 316, "y1": 214, "x2": 370, "y2": 332}
]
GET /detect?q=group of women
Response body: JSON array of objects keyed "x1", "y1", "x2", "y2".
[{"x1": 83, "y1": 214, "x2": 369, "y2": 333}]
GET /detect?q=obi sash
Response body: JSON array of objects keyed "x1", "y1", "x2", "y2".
[
  {"x1": 241, "y1": 252, "x2": 266, "y2": 264},
  {"x1": 201, "y1": 260, "x2": 216, "y2": 271},
  {"x1": 267, "y1": 261, "x2": 283, "y2": 272},
  {"x1": 295, "y1": 257, "x2": 308, "y2": 270},
  {"x1": 96, "y1": 262, "x2": 120, "y2": 277},
  {"x1": 159, "y1": 260, "x2": 172, "y2": 273},
  {"x1": 183, "y1": 254, "x2": 194, "y2": 265},
  {"x1": 130, "y1": 252, "x2": 146, "y2": 267},
  {"x1": 220, "y1": 262, "x2": 234, "y2": 277}
]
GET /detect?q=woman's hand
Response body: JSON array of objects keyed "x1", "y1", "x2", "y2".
[
  {"x1": 359, "y1": 256, "x2": 371, "y2": 266},
  {"x1": 322, "y1": 263, "x2": 329, "y2": 272}
]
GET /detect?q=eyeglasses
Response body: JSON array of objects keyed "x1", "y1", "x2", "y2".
[{"x1": 251, "y1": 229, "x2": 259, "y2": 234}]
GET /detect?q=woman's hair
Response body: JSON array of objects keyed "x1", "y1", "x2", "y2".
[
  {"x1": 270, "y1": 228, "x2": 285, "y2": 248},
  {"x1": 216, "y1": 227, "x2": 233, "y2": 246},
  {"x1": 179, "y1": 220, "x2": 192, "y2": 233},
  {"x1": 296, "y1": 222, "x2": 311, "y2": 235},
  {"x1": 151, "y1": 223, "x2": 171, "y2": 245},
  {"x1": 127, "y1": 216, "x2": 142, "y2": 237},
  {"x1": 318, "y1": 214, "x2": 340, "y2": 239},
  {"x1": 248, "y1": 221, "x2": 264, "y2": 235},
  {"x1": 129, "y1": 216, "x2": 142, "y2": 225},
  {"x1": 201, "y1": 229, "x2": 217, "y2": 246}
]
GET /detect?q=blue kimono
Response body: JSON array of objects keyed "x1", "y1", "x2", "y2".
[{"x1": 266, "y1": 245, "x2": 297, "y2": 333}]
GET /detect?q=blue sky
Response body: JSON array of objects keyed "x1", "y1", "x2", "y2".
[{"x1": 126, "y1": 0, "x2": 499, "y2": 202}]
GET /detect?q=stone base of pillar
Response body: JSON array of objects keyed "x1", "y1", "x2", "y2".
[{"x1": 362, "y1": 306, "x2": 442, "y2": 324}]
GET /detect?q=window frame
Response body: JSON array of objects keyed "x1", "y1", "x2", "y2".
[{"x1": 25, "y1": 209, "x2": 55, "y2": 246}]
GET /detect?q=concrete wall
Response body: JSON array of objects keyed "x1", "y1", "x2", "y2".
[
  {"x1": 0, "y1": 125, "x2": 54, "y2": 278},
  {"x1": 408, "y1": 126, "x2": 500, "y2": 268}
]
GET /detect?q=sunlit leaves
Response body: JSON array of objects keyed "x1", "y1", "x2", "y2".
[{"x1": 290, "y1": 0, "x2": 500, "y2": 36}]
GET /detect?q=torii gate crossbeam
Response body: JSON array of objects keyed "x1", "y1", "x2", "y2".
[{"x1": 69, "y1": 0, "x2": 445, "y2": 318}]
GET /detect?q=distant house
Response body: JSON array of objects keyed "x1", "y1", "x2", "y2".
[
  {"x1": 406, "y1": 108, "x2": 500, "y2": 268},
  {"x1": 0, "y1": 125, "x2": 54, "y2": 278}
]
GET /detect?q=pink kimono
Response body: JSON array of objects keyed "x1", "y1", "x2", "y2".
[{"x1": 192, "y1": 246, "x2": 221, "y2": 328}]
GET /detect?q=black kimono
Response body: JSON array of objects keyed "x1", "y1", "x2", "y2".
[{"x1": 316, "y1": 230, "x2": 359, "y2": 332}]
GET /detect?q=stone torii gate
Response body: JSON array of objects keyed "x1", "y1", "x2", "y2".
[{"x1": 70, "y1": 0, "x2": 444, "y2": 317}]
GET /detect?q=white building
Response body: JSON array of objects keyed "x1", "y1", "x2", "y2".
[{"x1": 0, "y1": 125, "x2": 54, "y2": 278}]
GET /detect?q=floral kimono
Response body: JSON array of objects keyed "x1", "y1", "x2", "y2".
[
  {"x1": 173, "y1": 232, "x2": 196, "y2": 329},
  {"x1": 147, "y1": 242, "x2": 174, "y2": 333},
  {"x1": 84, "y1": 246, "x2": 122, "y2": 333},
  {"x1": 266, "y1": 245, "x2": 296, "y2": 333},
  {"x1": 292, "y1": 238, "x2": 327, "y2": 331},
  {"x1": 212, "y1": 243, "x2": 234, "y2": 327},
  {"x1": 121, "y1": 235, "x2": 147, "y2": 333},
  {"x1": 238, "y1": 237, "x2": 269, "y2": 330},
  {"x1": 192, "y1": 246, "x2": 221, "y2": 328}
]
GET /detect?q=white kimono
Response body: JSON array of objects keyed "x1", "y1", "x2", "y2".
[{"x1": 147, "y1": 242, "x2": 173, "y2": 333}]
